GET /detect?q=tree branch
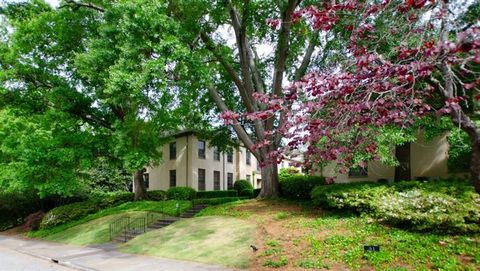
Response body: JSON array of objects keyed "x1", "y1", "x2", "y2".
[
  {"x1": 294, "y1": 31, "x2": 318, "y2": 81},
  {"x1": 207, "y1": 85, "x2": 260, "y2": 157},
  {"x1": 60, "y1": 0, "x2": 105, "y2": 12}
]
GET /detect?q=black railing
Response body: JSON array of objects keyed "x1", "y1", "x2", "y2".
[
  {"x1": 109, "y1": 217, "x2": 130, "y2": 241},
  {"x1": 128, "y1": 217, "x2": 146, "y2": 236}
]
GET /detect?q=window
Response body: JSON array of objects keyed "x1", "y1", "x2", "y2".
[
  {"x1": 227, "y1": 151, "x2": 233, "y2": 163},
  {"x1": 246, "y1": 150, "x2": 251, "y2": 165},
  {"x1": 198, "y1": 140, "x2": 206, "y2": 159},
  {"x1": 246, "y1": 174, "x2": 251, "y2": 182},
  {"x1": 143, "y1": 173, "x2": 149, "y2": 189},
  {"x1": 169, "y1": 142, "x2": 176, "y2": 160},
  {"x1": 257, "y1": 178, "x2": 261, "y2": 186},
  {"x1": 348, "y1": 166, "x2": 368, "y2": 178},
  {"x1": 198, "y1": 168, "x2": 206, "y2": 191},
  {"x1": 256, "y1": 161, "x2": 261, "y2": 171},
  {"x1": 213, "y1": 146, "x2": 220, "y2": 161},
  {"x1": 227, "y1": 173, "x2": 233, "y2": 189},
  {"x1": 169, "y1": 170, "x2": 176, "y2": 187},
  {"x1": 214, "y1": 171, "x2": 220, "y2": 190}
]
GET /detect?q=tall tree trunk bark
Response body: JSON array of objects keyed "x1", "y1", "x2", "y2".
[
  {"x1": 259, "y1": 162, "x2": 280, "y2": 198},
  {"x1": 133, "y1": 169, "x2": 147, "y2": 201}
]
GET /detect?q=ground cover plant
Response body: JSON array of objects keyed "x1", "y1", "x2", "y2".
[
  {"x1": 121, "y1": 216, "x2": 255, "y2": 269},
  {"x1": 197, "y1": 200, "x2": 480, "y2": 270},
  {"x1": 29, "y1": 200, "x2": 191, "y2": 240},
  {"x1": 311, "y1": 179, "x2": 480, "y2": 233}
]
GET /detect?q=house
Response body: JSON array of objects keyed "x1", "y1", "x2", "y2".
[
  {"x1": 144, "y1": 131, "x2": 262, "y2": 191},
  {"x1": 320, "y1": 132, "x2": 451, "y2": 183}
]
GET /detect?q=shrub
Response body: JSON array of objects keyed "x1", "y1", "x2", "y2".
[
  {"x1": 23, "y1": 211, "x2": 45, "y2": 231},
  {"x1": 147, "y1": 190, "x2": 166, "y2": 201},
  {"x1": 196, "y1": 190, "x2": 237, "y2": 199},
  {"x1": 239, "y1": 189, "x2": 254, "y2": 198},
  {"x1": 166, "y1": 187, "x2": 196, "y2": 200},
  {"x1": 40, "y1": 192, "x2": 134, "y2": 229},
  {"x1": 311, "y1": 179, "x2": 480, "y2": 232},
  {"x1": 233, "y1": 180, "x2": 254, "y2": 192},
  {"x1": 194, "y1": 197, "x2": 241, "y2": 205},
  {"x1": 280, "y1": 175, "x2": 325, "y2": 200},
  {"x1": 253, "y1": 188, "x2": 261, "y2": 197},
  {"x1": 40, "y1": 200, "x2": 100, "y2": 229}
]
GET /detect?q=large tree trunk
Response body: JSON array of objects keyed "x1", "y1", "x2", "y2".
[
  {"x1": 133, "y1": 169, "x2": 147, "y2": 201},
  {"x1": 258, "y1": 162, "x2": 280, "y2": 198}
]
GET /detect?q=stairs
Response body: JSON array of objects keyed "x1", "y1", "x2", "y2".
[
  {"x1": 179, "y1": 204, "x2": 208, "y2": 218},
  {"x1": 111, "y1": 204, "x2": 209, "y2": 243}
]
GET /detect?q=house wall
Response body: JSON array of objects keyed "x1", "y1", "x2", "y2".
[
  {"x1": 320, "y1": 133, "x2": 449, "y2": 183},
  {"x1": 146, "y1": 133, "x2": 261, "y2": 191},
  {"x1": 146, "y1": 136, "x2": 189, "y2": 190}
]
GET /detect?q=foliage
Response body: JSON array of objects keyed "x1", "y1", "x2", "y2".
[
  {"x1": 447, "y1": 128, "x2": 472, "y2": 172},
  {"x1": 82, "y1": 157, "x2": 132, "y2": 192},
  {"x1": 311, "y1": 180, "x2": 480, "y2": 232},
  {"x1": 280, "y1": 175, "x2": 325, "y2": 200},
  {"x1": 233, "y1": 179, "x2": 253, "y2": 192},
  {"x1": 40, "y1": 192, "x2": 133, "y2": 229},
  {"x1": 166, "y1": 187, "x2": 196, "y2": 200},
  {"x1": 253, "y1": 188, "x2": 261, "y2": 198},
  {"x1": 30, "y1": 200, "x2": 192, "y2": 239},
  {"x1": 279, "y1": 167, "x2": 301, "y2": 179},
  {"x1": 193, "y1": 197, "x2": 241, "y2": 206},
  {"x1": 195, "y1": 190, "x2": 237, "y2": 199},
  {"x1": 146, "y1": 190, "x2": 166, "y2": 201},
  {"x1": 23, "y1": 211, "x2": 45, "y2": 231},
  {"x1": 238, "y1": 189, "x2": 254, "y2": 198}
]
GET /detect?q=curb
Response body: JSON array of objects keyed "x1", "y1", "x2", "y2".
[{"x1": 15, "y1": 249, "x2": 99, "y2": 271}]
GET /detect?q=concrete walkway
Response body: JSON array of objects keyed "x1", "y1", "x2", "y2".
[{"x1": 0, "y1": 236, "x2": 235, "y2": 271}]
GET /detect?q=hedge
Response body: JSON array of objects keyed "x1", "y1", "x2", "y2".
[
  {"x1": 166, "y1": 187, "x2": 196, "y2": 200},
  {"x1": 253, "y1": 188, "x2": 261, "y2": 197},
  {"x1": 196, "y1": 190, "x2": 237, "y2": 199},
  {"x1": 279, "y1": 175, "x2": 325, "y2": 200},
  {"x1": 147, "y1": 190, "x2": 166, "y2": 201},
  {"x1": 40, "y1": 192, "x2": 134, "y2": 229},
  {"x1": 194, "y1": 197, "x2": 241, "y2": 205},
  {"x1": 311, "y1": 179, "x2": 480, "y2": 233}
]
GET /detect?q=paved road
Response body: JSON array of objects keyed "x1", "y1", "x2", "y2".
[
  {"x1": 0, "y1": 244, "x2": 74, "y2": 271},
  {"x1": 0, "y1": 236, "x2": 235, "y2": 271}
]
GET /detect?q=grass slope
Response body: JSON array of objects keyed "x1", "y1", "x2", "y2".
[
  {"x1": 29, "y1": 200, "x2": 191, "y2": 240},
  {"x1": 121, "y1": 216, "x2": 256, "y2": 269},
  {"x1": 197, "y1": 199, "x2": 480, "y2": 270}
]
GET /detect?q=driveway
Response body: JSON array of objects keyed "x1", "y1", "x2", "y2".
[{"x1": 0, "y1": 236, "x2": 235, "y2": 271}]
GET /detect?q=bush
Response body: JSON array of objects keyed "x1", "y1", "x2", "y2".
[
  {"x1": 196, "y1": 190, "x2": 237, "y2": 199},
  {"x1": 23, "y1": 211, "x2": 45, "y2": 231},
  {"x1": 40, "y1": 192, "x2": 134, "y2": 229},
  {"x1": 166, "y1": 187, "x2": 196, "y2": 200},
  {"x1": 194, "y1": 197, "x2": 241, "y2": 205},
  {"x1": 253, "y1": 188, "x2": 261, "y2": 197},
  {"x1": 40, "y1": 200, "x2": 100, "y2": 229},
  {"x1": 233, "y1": 180, "x2": 254, "y2": 192},
  {"x1": 147, "y1": 190, "x2": 166, "y2": 201},
  {"x1": 239, "y1": 189, "x2": 254, "y2": 198},
  {"x1": 280, "y1": 175, "x2": 325, "y2": 200},
  {"x1": 311, "y1": 179, "x2": 480, "y2": 232}
]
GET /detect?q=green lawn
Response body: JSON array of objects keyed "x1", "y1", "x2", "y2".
[
  {"x1": 121, "y1": 216, "x2": 256, "y2": 269},
  {"x1": 197, "y1": 200, "x2": 480, "y2": 270},
  {"x1": 29, "y1": 200, "x2": 191, "y2": 240}
]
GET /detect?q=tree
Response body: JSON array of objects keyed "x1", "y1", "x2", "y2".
[
  {"x1": 237, "y1": 1, "x2": 480, "y2": 192},
  {"x1": 0, "y1": 0, "x2": 203, "y2": 199}
]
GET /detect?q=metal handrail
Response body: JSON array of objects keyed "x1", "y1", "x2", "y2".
[
  {"x1": 128, "y1": 217, "x2": 146, "y2": 235},
  {"x1": 109, "y1": 217, "x2": 130, "y2": 241}
]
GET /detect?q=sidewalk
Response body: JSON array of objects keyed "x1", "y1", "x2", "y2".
[{"x1": 0, "y1": 236, "x2": 235, "y2": 271}]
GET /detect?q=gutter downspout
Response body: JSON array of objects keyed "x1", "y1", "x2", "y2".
[{"x1": 223, "y1": 152, "x2": 226, "y2": 190}]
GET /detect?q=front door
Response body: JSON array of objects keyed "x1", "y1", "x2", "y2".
[{"x1": 394, "y1": 142, "x2": 411, "y2": 182}]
